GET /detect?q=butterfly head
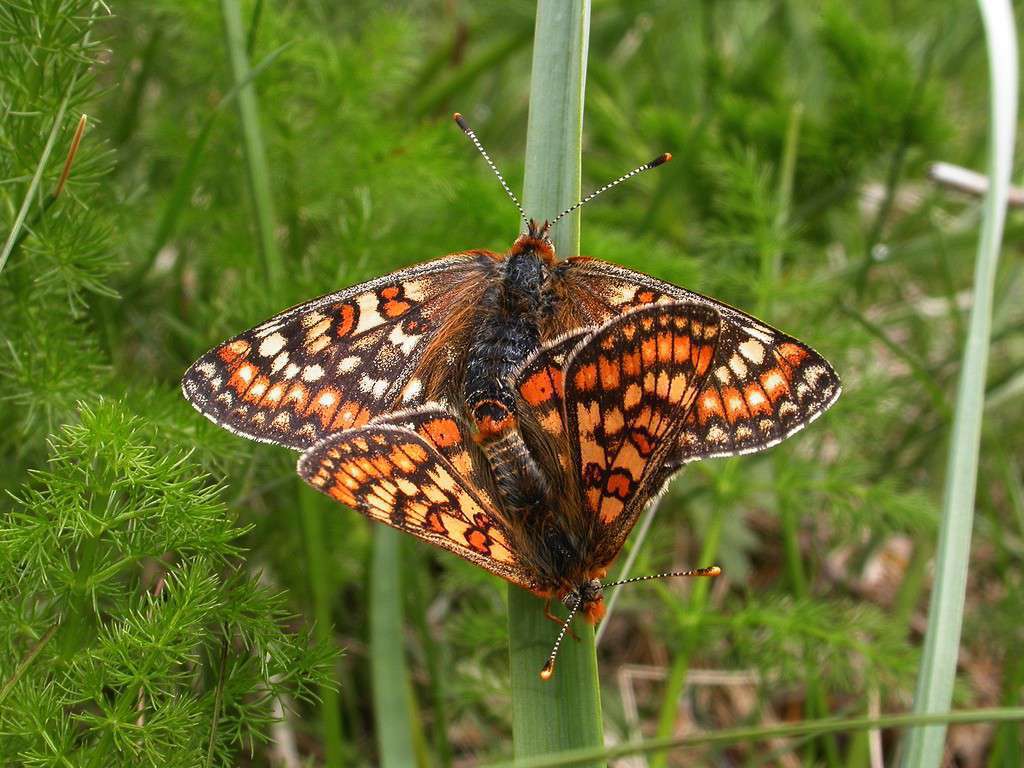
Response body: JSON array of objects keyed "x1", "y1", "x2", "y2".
[
  {"x1": 562, "y1": 578, "x2": 606, "y2": 624},
  {"x1": 509, "y1": 218, "x2": 556, "y2": 264}
]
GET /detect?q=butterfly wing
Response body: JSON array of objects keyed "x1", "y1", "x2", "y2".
[
  {"x1": 554, "y1": 258, "x2": 841, "y2": 463},
  {"x1": 297, "y1": 405, "x2": 531, "y2": 588},
  {"x1": 182, "y1": 253, "x2": 498, "y2": 450},
  {"x1": 561, "y1": 302, "x2": 720, "y2": 566},
  {"x1": 513, "y1": 328, "x2": 591, "y2": 471}
]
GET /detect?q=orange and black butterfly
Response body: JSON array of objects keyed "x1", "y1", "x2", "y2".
[
  {"x1": 182, "y1": 114, "x2": 840, "y2": 674},
  {"x1": 297, "y1": 303, "x2": 733, "y2": 676}
]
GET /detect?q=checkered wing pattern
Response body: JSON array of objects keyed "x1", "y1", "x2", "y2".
[
  {"x1": 513, "y1": 328, "x2": 590, "y2": 471},
  {"x1": 297, "y1": 406, "x2": 530, "y2": 588},
  {"x1": 561, "y1": 303, "x2": 720, "y2": 563},
  {"x1": 182, "y1": 253, "x2": 498, "y2": 450},
  {"x1": 556, "y1": 258, "x2": 841, "y2": 463}
]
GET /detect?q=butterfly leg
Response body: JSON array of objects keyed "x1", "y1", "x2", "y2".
[{"x1": 543, "y1": 600, "x2": 580, "y2": 640}]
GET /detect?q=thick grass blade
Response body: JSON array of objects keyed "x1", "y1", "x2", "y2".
[
  {"x1": 900, "y1": 1, "x2": 1018, "y2": 765},
  {"x1": 370, "y1": 527, "x2": 419, "y2": 767},
  {"x1": 298, "y1": 487, "x2": 346, "y2": 766},
  {"x1": 508, "y1": 1, "x2": 602, "y2": 765},
  {"x1": 219, "y1": 0, "x2": 285, "y2": 287},
  {"x1": 484, "y1": 708, "x2": 1024, "y2": 768}
]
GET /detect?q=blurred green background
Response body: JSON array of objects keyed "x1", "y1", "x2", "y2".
[{"x1": 1, "y1": 1, "x2": 1021, "y2": 766}]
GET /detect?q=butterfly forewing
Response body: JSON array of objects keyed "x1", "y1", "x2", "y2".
[
  {"x1": 561, "y1": 302, "x2": 721, "y2": 561},
  {"x1": 182, "y1": 253, "x2": 497, "y2": 450},
  {"x1": 297, "y1": 410, "x2": 531, "y2": 588},
  {"x1": 556, "y1": 259, "x2": 840, "y2": 463}
]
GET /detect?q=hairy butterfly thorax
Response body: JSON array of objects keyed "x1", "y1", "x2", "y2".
[{"x1": 184, "y1": 111, "x2": 841, "y2": 679}]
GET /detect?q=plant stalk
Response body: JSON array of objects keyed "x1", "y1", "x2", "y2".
[
  {"x1": 508, "y1": 1, "x2": 602, "y2": 764},
  {"x1": 900, "y1": 1, "x2": 1018, "y2": 766}
]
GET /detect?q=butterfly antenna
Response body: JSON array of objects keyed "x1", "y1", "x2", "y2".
[
  {"x1": 454, "y1": 113, "x2": 529, "y2": 231},
  {"x1": 549, "y1": 153, "x2": 672, "y2": 228},
  {"x1": 540, "y1": 596, "x2": 582, "y2": 681},
  {"x1": 602, "y1": 565, "x2": 721, "y2": 590}
]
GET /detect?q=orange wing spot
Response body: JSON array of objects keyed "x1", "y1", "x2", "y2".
[
  {"x1": 228, "y1": 362, "x2": 258, "y2": 393},
  {"x1": 573, "y1": 363, "x2": 599, "y2": 392},
  {"x1": 328, "y1": 485, "x2": 358, "y2": 507},
  {"x1": 629, "y1": 427, "x2": 654, "y2": 456},
  {"x1": 424, "y1": 509, "x2": 446, "y2": 534},
  {"x1": 694, "y1": 343, "x2": 714, "y2": 375},
  {"x1": 698, "y1": 388, "x2": 725, "y2": 423},
  {"x1": 243, "y1": 375, "x2": 272, "y2": 403},
  {"x1": 760, "y1": 368, "x2": 791, "y2": 401},
  {"x1": 636, "y1": 290, "x2": 657, "y2": 304},
  {"x1": 218, "y1": 340, "x2": 250, "y2": 365},
  {"x1": 778, "y1": 343, "x2": 808, "y2": 366},
  {"x1": 421, "y1": 417, "x2": 461, "y2": 448},
  {"x1": 399, "y1": 442, "x2": 428, "y2": 463},
  {"x1": 466, "y1": 529, "x2": 490, "y2": 554},
  {"x1": 743, "y1": 384, "x2": 773, "y2": 416},
  {"x1": 286, "y1": 383, "x2": 309, "y2": 409},
  {"x1": 380, "y1": 286, "x2": 401, "y2": 300},
  {"x1": 309, "y1": 387, "x2": 342, "y2": 426},
  {"x1": 598, "y1": 356, "x2": 620, "y2": 390},
  {"x1": 621, "y1": 349, "x2": 642, "y2": 377},
  {"x1": 656, "y1": 331, "x2": 673, "y2": 362},
  {"x1": 673, "y1": 334, "x2": 691, "y2": 364},
  {"x1": 640, "y1": 336, "x2": 658, "y2": 366},
  {"x1": 721, "y1": 387, "x2": 750, "y2": 423},
  {"x1": 336, "y1": 303, "x2": 357, "y2": 337},
  {"x1": 383, "y1": 299, "x2": 412, "y2": 318},
  {"x1": 521, "y1": 369, "x2": 557, "y2": 406},
  {"x1": 369, "y1": 455, "x2": 394, "y2": 477},
  {"x1": 389, "y1": 447, "x2": 419, "y2": 472},
  {"x1": 606, "y1": 470, "x2": 633, "y2": 500}
]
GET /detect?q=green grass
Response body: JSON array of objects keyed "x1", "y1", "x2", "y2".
[
  {"x1": 507, "y1": 2, "x2": 604, "y2": 765},
  {"x1": 901, "y1": 1, "x2": 1019, "y2": 765}
]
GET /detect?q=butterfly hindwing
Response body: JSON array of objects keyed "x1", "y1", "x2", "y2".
[
  {"x1": 562, "y1": 302, "x2": 721, "y2": 562},
  {"x1": 182, "y1": 253, "x2": 498, "y2": 450},
  {"x1": 297, "y1": 408, "x2": 531, "y2": 588},
  {"x1": 556, "y1": 259, "x2": 840, "y2": 463}
]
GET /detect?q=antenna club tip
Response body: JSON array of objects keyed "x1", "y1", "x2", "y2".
[
  {"x1": 706, "y1": 565, "x2": 722, "y2": 577},
  {"x1": 453, "y1": 113, "x2": 469, "y2": 131},
  {"x1": 652, "y1": 152, "x2": 672, "y2": 167},
  {"x1": 540, "y1": 660, "x2": 555, "y2": 681}
]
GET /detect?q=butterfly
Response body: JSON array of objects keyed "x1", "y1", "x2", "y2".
[
  {"x1": 182, "y1": 115, "x2": 839, "y2": 466},
  {"x1": 298, "y1": 302, "x2": 729, "y2": 677},
  {"x1": 182, "y1": 114, "x2": 841, "y2": 673}
]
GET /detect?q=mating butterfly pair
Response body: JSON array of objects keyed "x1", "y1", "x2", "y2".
[{"x1": 182, "y1": 114, "x2": 840, "y2": 678}]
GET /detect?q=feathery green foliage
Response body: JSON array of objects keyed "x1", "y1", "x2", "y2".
[{"x1": 1, "y1": 0, "x2": 1020, "y2": 765}]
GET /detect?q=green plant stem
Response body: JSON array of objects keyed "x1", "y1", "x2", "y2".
[
  {"x1": 205, "y1": 634, "x2": 230, "y2": 768},
  {"x1": 0, "y1": 72, "x2": 78, "y2": 275},
  {"x1": 484, "y1": 708, "x2": 1024, "y2": 768},
  {"x1": 370, "y1": 527, "x2": 418, "y2": 767},
  {"x1": 901, "y1": 1, "x2": 1018, "y2": 765},
  {"x1": 298, "y1": 487, "x2": 345, "y2": 767},
  {"x1": 0, "y1": 623, "x2": 58, "y2": 706},
  {"x1": 219, "y1": 0, "x2": 285, "y2": 287},
  {"x1": 649, "y1": 506, "x2": 722, "y2": 768},
  {"x1": 508, "y1": 1, "x2": 601, "y2": 765},
  {"x1": 132, "y1": 43, "x2": 290, "y2": 286}
]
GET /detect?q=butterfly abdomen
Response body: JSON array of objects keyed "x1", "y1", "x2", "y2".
[{"x1": 464, "y1": 249, "x2": 547, "y2": 438}]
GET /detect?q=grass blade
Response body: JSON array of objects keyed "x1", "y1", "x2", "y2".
[
  {"x1": 298, "y1": 487, "x2": 346, "y2": 766},
  {"x1": 219, "y1": 0, "x2": 285, "y2": 286},
  {"x1": 370, "y1": 527, "x2": 419, "y2": 767},
  {"x1": 484, "y1": 708, "x2": 1024, "y2": 768},
  {"x1": 508, "y1": 1, "x2": 603, "y2": 765},
  {"x1": 900, "y1": 1, "x2": 1018, "y2": 765}
]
